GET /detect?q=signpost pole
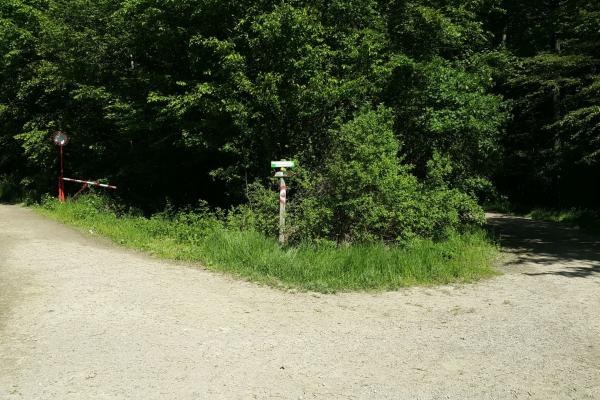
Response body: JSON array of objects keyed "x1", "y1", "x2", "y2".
[
  {"x1": 278, "y1": 176, "x2": 286, "y2": 245},
  {"x1": 271, "y1": 160, "x2": 294, "y2": 245}
]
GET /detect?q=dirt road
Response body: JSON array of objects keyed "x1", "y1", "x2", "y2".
[{"x1": 1, "y1": 206, "x2": 599, "y2": 399}]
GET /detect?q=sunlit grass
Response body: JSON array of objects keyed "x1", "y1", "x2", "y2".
[{"x1": 35, "y1": 196, "x2": 499, "y2": 293}]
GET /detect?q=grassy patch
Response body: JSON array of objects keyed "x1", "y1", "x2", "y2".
[
  {"x1": 528, "y1": 208, "x2": 600, "y2": 235},
  {"x1": 483, "y1": 199, "x2": 514, "y2": 214},
  {"x1": 35, "y1": 196, "x2": 499, "y2": 293}
]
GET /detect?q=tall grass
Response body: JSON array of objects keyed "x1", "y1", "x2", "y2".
[
  {"x1": 528, "y1": 208, "x2": 600, "y2": 235},
  {"x1": 36, "y1": 195, "x2": 499, "y2": 293}
]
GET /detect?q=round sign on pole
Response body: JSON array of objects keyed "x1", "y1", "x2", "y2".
[{"x1": 53, "y1": 131, "x2": 69, "y2": 146}]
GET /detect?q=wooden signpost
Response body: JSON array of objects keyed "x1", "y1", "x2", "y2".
[{"x1": 271, "y1": 160, "x2": 295, "y2": 245}]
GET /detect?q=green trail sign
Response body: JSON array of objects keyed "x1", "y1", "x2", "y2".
[{"x1": 270, "y1": 160, "x2": 295, "y2": 169}]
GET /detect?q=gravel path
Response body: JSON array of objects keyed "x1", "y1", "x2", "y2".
[{"x1": 1, "y1": 206, "x2": 599, "y2": 399}]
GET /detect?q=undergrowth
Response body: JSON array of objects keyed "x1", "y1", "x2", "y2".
[
  {"x1": 35, "y1": 194, "x2": 499, "y2": 293},
  {"x1": 528, "y1": 208, "x2": 600, "y2": 235}
]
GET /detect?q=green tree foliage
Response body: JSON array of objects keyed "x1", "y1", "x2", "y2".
[
  {"x1": 5, "y1": 0, "x2": 595, "y2": 241},
  {"x1": 285, "y1": 106, "x2": 484, "y2": 243},
  {"x1": 0, "y1": 0, "x2": 43, "y2": 185},
  {"x1": 496, "y1": 0, "x2": 600, "y2": 207}
]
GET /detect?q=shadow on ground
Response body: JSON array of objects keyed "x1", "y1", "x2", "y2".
[
  {"x1": 0, "y1": 200, "x2": 22, "y2": 205},
  {"x1": 487, "y1": 213, "x2": 600, "y2": 278}
]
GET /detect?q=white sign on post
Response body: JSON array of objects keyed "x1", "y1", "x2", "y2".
[{"x1": 271, "y1": 160, "x2": 295, "y2": 169}]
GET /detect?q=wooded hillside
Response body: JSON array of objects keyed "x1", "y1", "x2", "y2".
[{"x1": 1, "y1": 0, "x2": 598, "y2": 241}]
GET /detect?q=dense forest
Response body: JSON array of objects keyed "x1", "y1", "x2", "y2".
[{"x1": 1, "y1": 0, "x2": 599, "y2": 243}]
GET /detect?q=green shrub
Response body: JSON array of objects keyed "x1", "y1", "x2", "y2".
[
  {"x1": 228, "y1": 182, "x2": 279, "y2": 236},
  {"x1": 529, "y1": 208, "x2": 600, "y2": 234},
  {"x1": 234, "y1": 106, "x2": 484, "y2": 244}
]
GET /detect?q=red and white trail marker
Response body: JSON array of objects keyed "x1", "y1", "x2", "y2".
[
  {"x1": 279, "y1": 181, "x2": 287, "y2": 205},
  {"x1": 278, "y1": 179, "x2": 287, "y2": 244}
]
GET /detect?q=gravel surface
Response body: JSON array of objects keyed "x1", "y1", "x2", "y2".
[{"x1": 1, "y1": 206, "x2": 599, "y2": 399}]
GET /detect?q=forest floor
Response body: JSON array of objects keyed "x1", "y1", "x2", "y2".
[{"x1": 1, "y1": 205, "x2": 599, "y2": 399}]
